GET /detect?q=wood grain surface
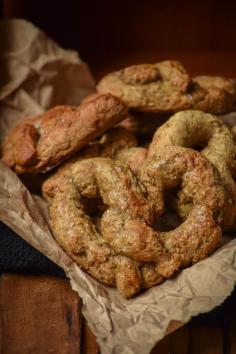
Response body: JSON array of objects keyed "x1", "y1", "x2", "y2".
[
  {"x1": 0, "y1": 274, "x2": 235, "y2": 354},
  {"x1": 0, "y1": 275, "x2": 82, "y2": 354}
]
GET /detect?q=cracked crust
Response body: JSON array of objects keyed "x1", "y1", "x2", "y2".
[
  {"x1": 43, "y1": 157, "x2": 178, "y2": 298},
  {"x1": 148, "y1": 110, "x2": 236, "y2": 228},
  {"x1": 97, "y1": 61, "x2": 236, "y2": 114},
  {"x1": 82, "y1": 92, "x2": 170, "y2": 137},
  {"x1": 139, "y1": 146, "x2": 223, "y2": 265},
  {"x1": 1, "y1": 94, "x2": 128, "y2": 174},
  {"x1": 42, "y1": 127, "x2": 145, "y2": 200},
  {"x1": 43, "y1": 151, "x2": 223, "y2": 297}
]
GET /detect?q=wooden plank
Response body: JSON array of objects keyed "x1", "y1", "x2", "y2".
[
  {"x1": 226, "y1": 295, "x2": 236, "y2": 354},
  {"x1": 228, "y1": 322, "x2": 236, "y2": 354},
  {"x1": 0, "y1": 274, "x2": 82, "y2": 354},
  {"x1": 151, "y1": 334, "x2": 169, "y2": 354},
  {"x1": 168, "y1": 326, "x2": 189, "y2": 354},
  {"x1": 151, "y1": 325, "x2": 189, "y2": 354},
  {"x1": 82, "y1": 320, "x2": 100, "y2": 354},
  {"x1": 189, "y1": 326, "x2": 223, "y2": 354}
]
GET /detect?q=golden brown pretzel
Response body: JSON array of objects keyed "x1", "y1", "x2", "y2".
[
  {"x1": 97, "y1": 61, "x2": 236, "y2": 114},
  {"x1": 2, "y1": 94, "x2": 128, "y2": 174},
  {"x1": 148, "y1": 110, "x2": 236, "y2": 227},
  {"x1": 43, "y1": 147, "x2": 223, "y2": 297},
  {"x1": 103, "y1": 146, "x2": 223, "y2": 263},
  {"x1": 43, "y1": 157, "x2": 179, "y2": 298}
]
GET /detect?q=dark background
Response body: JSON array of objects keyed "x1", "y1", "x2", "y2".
[
  {"x1": 1, "y1": 0, "x2": 236, "y2": 78},
  {"x1": 0, "y1": 1, "x2": 236, "y2": 338}
]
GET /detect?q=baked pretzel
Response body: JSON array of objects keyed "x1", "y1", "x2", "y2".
[
  {"x1": 103, "y1": 146, "x2": 223, "y2": 261},
  {"x1": 148, "y1": 110, "x2": 236, "y2": 227},
  {"x1": 97, "y1": 61, "x2": 236, "y2": 114},
  {"x1": 43, "y1": 157, "x2": 180, "y2": 298},
  {"x1": 2, "y1": 94, "x2": 128, "y2": 174},
  {"x1": 138, "y1": 146, "x2": 224, "y2": 286},
  {"x1": 43, "y1": 147, "x2": 223, "y2": 297}
]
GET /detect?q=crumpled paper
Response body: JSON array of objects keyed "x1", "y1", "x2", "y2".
[{"x1": 0, "y1": 19, "x2": 236, "y2": 354}]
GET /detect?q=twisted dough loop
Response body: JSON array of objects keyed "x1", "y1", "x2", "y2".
[
  {"x1": 97, "y1": 61, "x2": 236, "y2": 113},
  {"x1": 44, "y1": 149, "x2": 222, "y2": 297},
  {"x1": 140, "y1": 146, "x2": 223, "y2": 263},
  {"x1": 43, "y1": 127, "x2": 146, "y2": 200},
  {"x1": 136, "y1": 146, "x2": 223, "y2": 287},
  {"x1": 82, "y1": 92, "x2": 170, "y2": 138},
  {"x1": 43, "y1": 157, "x2": 172, "y2": 298},
  {"x1": 2, "y1": 94, "x2": 128, "y2": 173},
  {"x1": 148, "y1": 110, "x2": 236, "y2": 227}
]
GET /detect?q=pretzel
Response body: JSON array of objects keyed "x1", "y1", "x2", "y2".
[
  {"x1": 43, "y1": 157, "x2": 180, "y2": 298},
  {"x1": 43, "y1": 148, "x2": 223, "y2": 297},
  {"x1": 148, "y1": 110, "x2": 236, "y2": 227},
  {"x1": 1, "y1": 94, "x2": 128, "y2": 174},
  {"x1": 103, "y1": 146, "x2": 223, "y2": 262},
  {"x1": 137, "y1": 146, "x2": 223, "y2": 285},
  {"x1": 97, "y1": 61, "x2": 236, "y2": 114}
]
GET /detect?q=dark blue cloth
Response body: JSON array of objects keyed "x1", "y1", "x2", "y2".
[{"x1": 0, "y1": 221, "x2": 65, "y2": 277}]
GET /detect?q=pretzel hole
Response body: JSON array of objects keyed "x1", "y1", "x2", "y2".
[
  {"x1": 154, "y1": 190, "x2": 182, "y2": 231},
  {"x1": 81, "y1": 196, "x2": 106, "y2": 214},
  {"x1": 191, "y1": 144, "x2": 205, "y2": 152},
  {"x1": 81, "y1": 196, "x2": 108, "y2": 233}
]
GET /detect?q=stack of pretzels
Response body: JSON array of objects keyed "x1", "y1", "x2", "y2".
[{"x1": 2, "y1": 60, "x2": 236, "y2": 298}]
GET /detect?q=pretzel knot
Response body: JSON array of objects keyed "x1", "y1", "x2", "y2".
[
  {"x1": 148, "y1": 110, "x2": 236, "y2": 228},
  {"x1": 97, "y1": 61, "x2": 236, "y2": 114},
  {"x1": 2, "y1": 94, "x2": 128, "y2": 173},
  {"x1": 43, "y1": 147, "x2": 223, "y2": 298}
]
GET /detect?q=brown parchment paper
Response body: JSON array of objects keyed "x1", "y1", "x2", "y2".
[{"x1": 1, "y1": 19, "x2": 236, "y2": 354}]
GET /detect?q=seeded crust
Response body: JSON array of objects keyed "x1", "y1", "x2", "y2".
[
  {"x1": 42, "y1": 127, "x2": 145, "y2": 200},
  {"x1": 82, "y1": 93, "x2": 170, "y2": 137},
  {"x1": 43, "y1": 157, "x2": 179, "y2": 298},
  {"x1": 142, "y1": 146, "x2": 226, "y2": 225},
  {"x1": 43, "y1": 150, "x2": 222, "y2": 297},
  {"x1": 148, "y1": 110, "x2": 236, "y2": 227},
  {"x1": 1, "y1": 94, "x2": 128, "y2": 174},
  {"x1": 138, "y1": 146, "x2": 223, "y2": 273},
  {"x1": 193, "y1": 75, "x2": 236, "y2": 113},
  {"x1": 97, "y1": 61, "x2": 236, "y2": 114}
]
